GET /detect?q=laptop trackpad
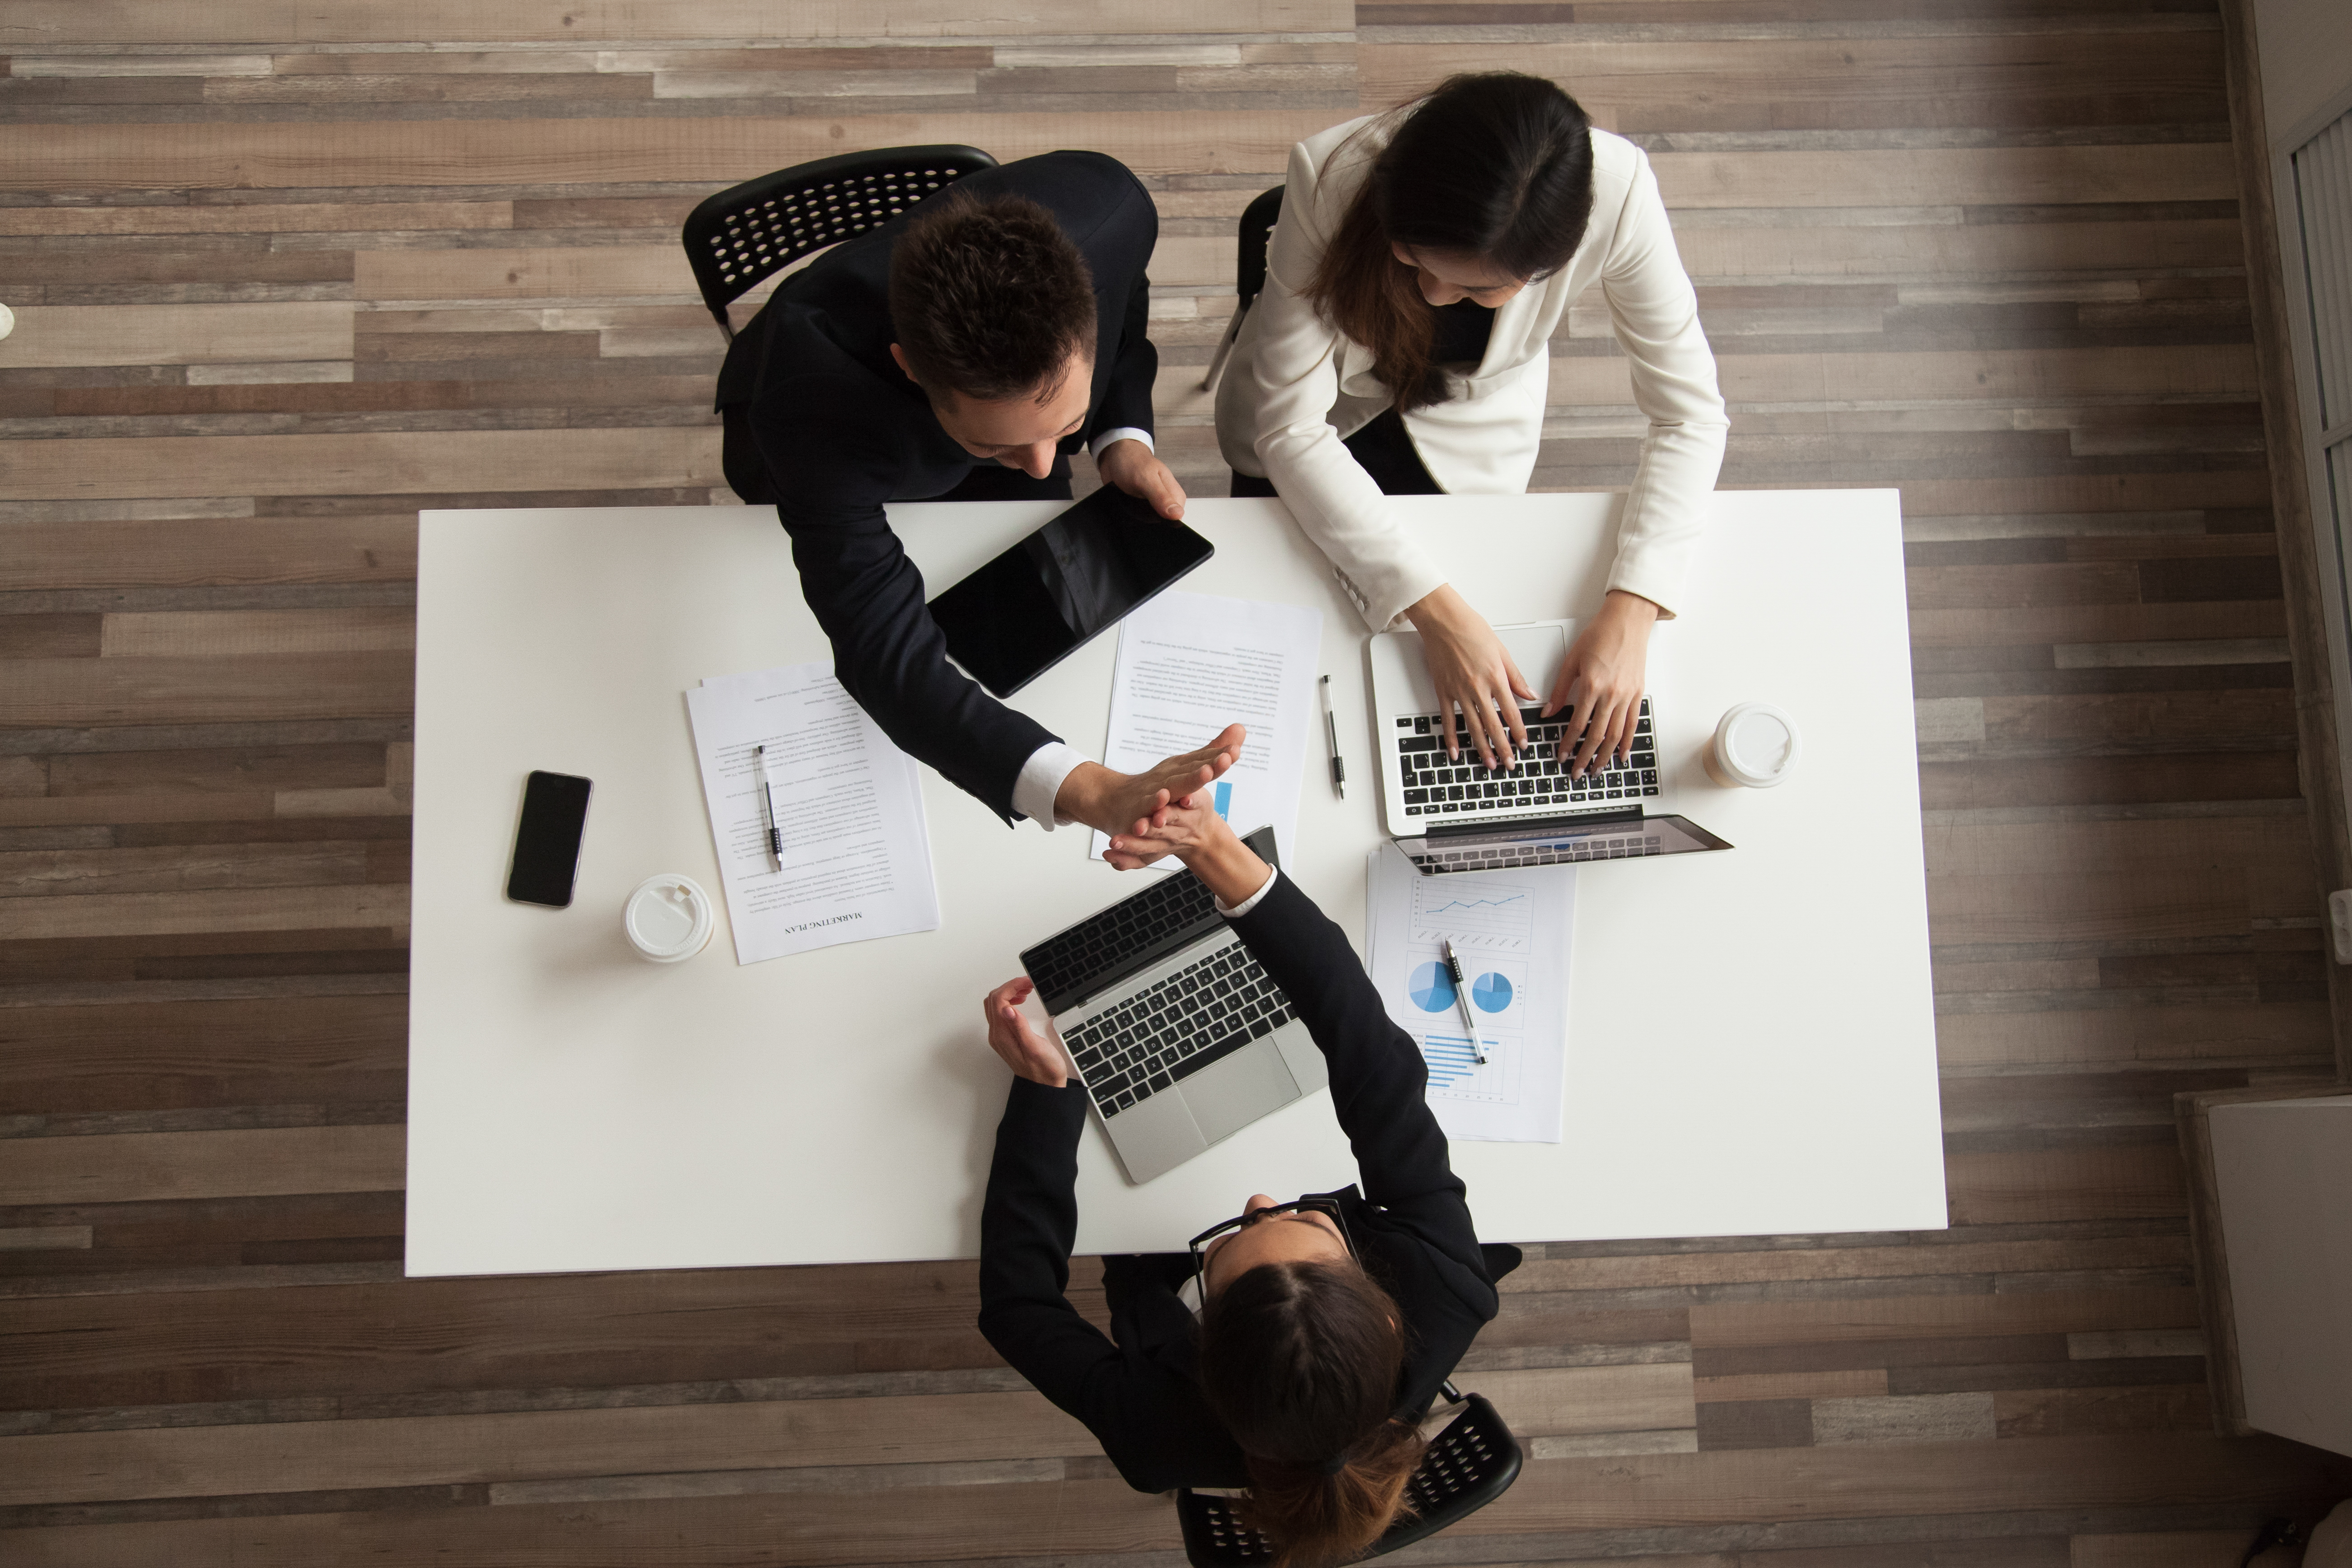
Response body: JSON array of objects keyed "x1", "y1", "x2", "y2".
[
  {"x1": 1185, "y1": 1043, "x2": 1302, "y2": 1147},
  {"x1": 1111, "y1": 1092, "x2": 1207, "y2": 1185},
  {"x1": 1498, "y1": 624, "x2": 1568, "y2": 696}
]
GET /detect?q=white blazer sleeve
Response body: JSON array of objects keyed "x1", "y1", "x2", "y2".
[
  {"x1": 1596, "y1": 148, "x2": 1728, "y2": 618},
  {"x1": 1246, "y1": 142, "x2": 1449, "y2": 633}
]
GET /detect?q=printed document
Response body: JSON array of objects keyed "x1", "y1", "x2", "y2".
[
  {"x1": 1089, "y1": 590, "x2": 1322, "y2": 870},
  {"x1": 1365, "y1": 844, "x2": 1573, "y2": 1142},
  {"x1": 686, "y1": 663, "x2": 939, "y2": 965}
]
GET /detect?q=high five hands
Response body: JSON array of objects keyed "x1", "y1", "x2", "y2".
[{"x1": 1055, "y1": 723, "x2": 1247, "y2": 869}]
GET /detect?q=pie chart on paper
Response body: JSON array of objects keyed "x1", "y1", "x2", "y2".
[
  {"x1": 1408, "y1": 961, "x2": 1457, "y2": 1013},
  {"x1": 1471, "y1": 972, "x2": 1513, "y2": 1013}
]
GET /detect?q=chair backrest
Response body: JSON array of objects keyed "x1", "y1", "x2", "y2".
[
  {"x1": 1364, "y1": 1393, "x2": 1523, "y2": 1557},
  {"x1": 680, "y1": 145, "x2": 997, "y2": 338},
  {"x1": 1235, "y1": 185, "x2": 1286, "y2": 316},
  {"x1": 1174, "y1": 1391, "x2": 1523, "y2": 1567}
]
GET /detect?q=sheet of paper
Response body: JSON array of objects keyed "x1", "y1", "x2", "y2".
[
  {"x1": 1365, "y1": 844, "x2": 1573, "y2": 1143},
  {"x1": 1088, "y1": 590, "x2": 1323, "y2": 869},
  {"x1": 686, "y1": 663, "x2": 940, "y2": 965}
]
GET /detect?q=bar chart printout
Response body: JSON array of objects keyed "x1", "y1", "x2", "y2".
[{"x1": 1366, "y1": 845, "x2": 1574, "y2": 1142}]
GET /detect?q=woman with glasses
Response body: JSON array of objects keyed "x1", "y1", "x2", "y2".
[
  {"x1": 975, "y1": 796, "x2": 1520, "y2": 1566},
  {"x1": 1217, "y1": 71, "x2": 1726, "y2": 782}
]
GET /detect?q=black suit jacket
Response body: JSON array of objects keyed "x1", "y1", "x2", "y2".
[
  {"x1": 714, "y1": 151, "x2": 1161, "y2": 823},
  {"x1": 976, "y1": 873, "x2": 1522, "y2": 1494}
]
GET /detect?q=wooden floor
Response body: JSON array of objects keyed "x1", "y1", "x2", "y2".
[{"x1": 4, "y1": 0, "x2": 2350, "y2": 1561}]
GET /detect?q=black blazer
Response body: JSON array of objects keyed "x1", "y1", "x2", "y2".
[
  {"x1": 976, "y1": 873, "x2": 1522, "y2": 1494},
  {"x1": 714, "y1": 151, "x2": 1161, "y2": 824}
]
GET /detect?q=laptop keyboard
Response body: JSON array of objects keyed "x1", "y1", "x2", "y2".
[
  {"x1": 1024, "y1": 870, "x2": 1219, "y2": 1011},
  {"x1": 1409, "y1": 829, "x2": 1668, "y2": 875},
  {"x1": 1063, "y1": 941, "x2": 1297, "y2": 1119},
  {"x1": 1393, "y1": 696, "x2": 1657, "y2": 818}
]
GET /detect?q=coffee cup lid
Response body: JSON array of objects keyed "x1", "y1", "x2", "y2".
[
  {"x1": 1715, "y1": 702, "x2": 1801, "y2": 788},
  {"x1": 625, "y1": 873, "x2": 713, "y2": 961}
]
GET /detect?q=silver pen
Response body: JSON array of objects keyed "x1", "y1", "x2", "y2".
[
  {"x1": 1320, "y1": 674, "x2": 1346, "y2": 798},
  {"x1": 754, "y1": 743, "x2": 784, "y2": 870},
  {"x1": 1442, "y1": 937, "x2": 1487, "y2": 1064}
]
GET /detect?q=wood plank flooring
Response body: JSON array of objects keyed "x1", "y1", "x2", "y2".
[{"x1": 3, "y1": 0, "x2": 2349, "y2": 1560}]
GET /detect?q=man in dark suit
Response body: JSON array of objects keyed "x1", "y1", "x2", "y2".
[{"x1": 718, "y1": 150, "x2": 1236, "y2": 843}]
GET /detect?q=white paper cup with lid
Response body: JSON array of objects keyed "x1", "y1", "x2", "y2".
[
  {"x1": 623, "y1": 873, "x2": 714, "y2": 963},
  {"x1": 1704, "y1": 702, "x2": 1801, "y2": 789}
]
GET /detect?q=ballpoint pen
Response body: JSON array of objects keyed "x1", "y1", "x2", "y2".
[
  {"x1": 1442, "y1": 937, "x2": 1487, "y2": 1064},
  {"x1": 1319, "y1": 674, "x2": 1346, "y2": 799},
  {"x1": 754, "y1": 744, "x2": 784, "y2": 871}
]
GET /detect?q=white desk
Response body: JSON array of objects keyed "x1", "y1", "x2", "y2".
[{"x1": 407, "y1": 492, "x2": 1944, "y2": 1278}]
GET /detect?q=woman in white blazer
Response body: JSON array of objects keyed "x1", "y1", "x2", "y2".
[{"x1": 1218, "y1": 74, "x2": 1727, "y2": 777}]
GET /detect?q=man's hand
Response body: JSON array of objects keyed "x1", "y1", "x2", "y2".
[
  {"x1": 1057, "y1": 724, "x2": 1246, "y2": 868},
  {"x1": 1096, "y1": 438, "x2": 1186, "y2": 521},
  {"x1": 1405, "y1": 583, "x2": 1535, "y2": 770},
  {"x1": 1548, "y1": 590, "x2": 1660, "y2": 777},
  {"x1": 982, "y1": 976, "x2": 1069, "y2": 1087}
]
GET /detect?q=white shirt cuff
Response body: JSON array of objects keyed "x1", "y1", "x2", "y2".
[
  {"x1": 1214, "y1": 864, "x2": 1279, "y2": 918},
  {"x1": 1091, "y1": 427, "x2": 1153, "y2": 457},
  {"x1": 1012, "y1": 741, "x2": 1087, "y2": 829}
]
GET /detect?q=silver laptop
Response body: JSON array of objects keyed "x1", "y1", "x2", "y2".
[
  {"x1": 1021, "y1": 826, "x2": 1326, "y2": 1184},
  {"x1": 1368, "y1": 618, "x2": 1734, "y2": 875}
]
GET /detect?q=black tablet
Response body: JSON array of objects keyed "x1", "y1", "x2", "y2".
[{"x1": 927, "y1": 484, "x2": 1214, "y2": 699}]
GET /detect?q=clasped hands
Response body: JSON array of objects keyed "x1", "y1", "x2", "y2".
[
  {"x1": 1052, "y1": 721, "x2": 1246, "y2": 872},
  {"x1": 992, "y1": 728, "x2": 1251, "y2": 1086}
]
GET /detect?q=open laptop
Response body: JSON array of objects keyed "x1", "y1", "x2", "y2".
[
  {"x1": 1021, "y1": 826, "x2": 1325, "y2": 1185},
  {"x1": 1368, "y1": 618, "x2": 1734, "y2": 875}
]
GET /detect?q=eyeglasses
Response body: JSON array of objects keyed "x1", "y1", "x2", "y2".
[{"x1": 1188, "y1": 1197, "x2": 1356, "y2": 1303}]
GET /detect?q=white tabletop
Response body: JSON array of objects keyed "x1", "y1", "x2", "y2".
[{"x1": 407, "y1": 491, "x2": 1944, "y2": 1278}]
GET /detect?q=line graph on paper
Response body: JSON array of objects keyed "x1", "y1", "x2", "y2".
[{"x1": 1409, "y1": 877, "x2": 1533, "y2": 952}]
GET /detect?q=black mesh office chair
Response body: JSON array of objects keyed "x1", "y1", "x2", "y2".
[
  {"x1": 1175, "y1": 1383, "x2": 1523, "y2": 1566},
  {"x1": 680, "y1": 145, "x2": 997, "y2": 342},
  {"x1": 1199, "y1": 185, "x2": 1286, "y2": 392}
]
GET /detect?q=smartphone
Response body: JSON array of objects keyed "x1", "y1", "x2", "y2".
[
  {"x1": 927, "y1": 483, "x2": 1214, "y2": 699},
  {"x1": 506, "y1": 770, "x2": 592, "y2": 908}
]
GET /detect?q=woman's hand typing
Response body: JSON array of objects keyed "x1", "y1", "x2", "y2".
[
  {"x1": 1547, "y1": 590, "x2": 1658, "y2": 776},
  {"x1": 1404, "y1": 583, "x2": 1535, "y2": 770}
]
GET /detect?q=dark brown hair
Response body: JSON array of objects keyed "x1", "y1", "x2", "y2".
[
  {"x1": 1306, "y1": 72, "x2": 1596, "y2": 412},
  {"x1": 888, "y1": 191, "x2": 1097, "y2": 402},
  {"x1": 1198, "y1": 1258, "x2": 1423, "y2": 1568}
]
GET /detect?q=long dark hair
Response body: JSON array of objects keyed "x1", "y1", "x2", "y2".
[
  {"x1": 1305, "y1": 72, "x2": 1596, "y2": 412},
  {"x1": 1197, "y1": 1258, "x2": 1423, "y2": 1567}
]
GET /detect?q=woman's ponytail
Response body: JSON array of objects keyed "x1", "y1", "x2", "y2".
[
  {"x1": 1198, "y1": 1258, "x2": 1422, "y2": 1567},
  {"x1": 1239, "y1": 1417, "x2": 1424, "y2": 1567}
]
